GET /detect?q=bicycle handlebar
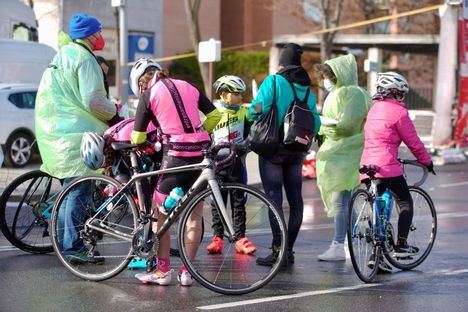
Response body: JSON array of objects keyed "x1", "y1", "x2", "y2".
[
  {"x1": 212, "y1": 141, "x2": 249, "y2": 170},
  {"x1": 398, "y1": 158, "x2": 428, "y2": 187}
]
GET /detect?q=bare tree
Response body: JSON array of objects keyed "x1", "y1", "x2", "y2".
[
  {"x1": 183, "y1": 0, "x2": 210, "y2": 95},
  {"x1": 262, "y1": 0, "x2": 344, "y2": 62},
  {"x1": 318, "y1": 0, "x2": 344, "y2": 62}
]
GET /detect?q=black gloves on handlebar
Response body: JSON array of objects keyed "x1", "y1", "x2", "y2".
[{"x1": 426, "y1": 161, "x2": 436, "y2": 175}]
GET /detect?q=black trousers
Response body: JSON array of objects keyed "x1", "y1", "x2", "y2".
[
  {"x1": 210, "y1": 156, "x2": 247, "y2": 239},
  {"x1": 376, "y1": 175, "x2": 413, "y2": 240}
]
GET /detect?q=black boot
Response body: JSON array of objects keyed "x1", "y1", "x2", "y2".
[
  {"x1": 256, "y1": 245, "x2": 280, "y2": 266},
  {"x1": 285, "y1": 250, "x2": 295, "y2": 266}
]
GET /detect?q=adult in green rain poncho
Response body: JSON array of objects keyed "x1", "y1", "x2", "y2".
[
  {"x1": 35, "y1": 13, "x2": 118, "y2": 262},
  {"x1": 314, "y1": 54, "x2": 372, "y2": 261}
]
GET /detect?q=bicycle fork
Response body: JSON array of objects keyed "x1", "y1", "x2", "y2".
[{"x1": 208, "y1": 179, "x2": 236, "y2": 241}]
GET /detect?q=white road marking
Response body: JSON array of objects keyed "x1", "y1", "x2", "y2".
[
  {"x1": 438, "y1": 181, "x2": 468, "y2": 188},
  {"x1": 197, "y1": 268, "x2": 468, "y2": 310},
  {"x1": 196, "y1": 284, "x2": 380, "y2": 310}
]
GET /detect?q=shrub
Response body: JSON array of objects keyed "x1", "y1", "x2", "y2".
[{"x1": 169, "y1": 50, "x2": 270, "y2": 102}]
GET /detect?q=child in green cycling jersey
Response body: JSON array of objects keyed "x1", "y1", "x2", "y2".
[{"x1": 207, "y1": 75, "x2": 256, "y2": 255}]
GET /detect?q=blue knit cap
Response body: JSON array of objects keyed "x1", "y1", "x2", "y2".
[{"x1": 69, "y1": 13, "x2": 102, "y2": 40}]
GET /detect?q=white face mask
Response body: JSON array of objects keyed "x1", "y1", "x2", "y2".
[{"x1": 323, "y1": 79, "x2": 335, "y2": 92}]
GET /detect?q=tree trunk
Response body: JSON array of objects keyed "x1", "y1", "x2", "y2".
[
  {"x1": 183, "y1": 0, "x2": 211, "y2": 95},
  {"x1": 320, "y1": 32, "x2": 333, "y2": 62}
]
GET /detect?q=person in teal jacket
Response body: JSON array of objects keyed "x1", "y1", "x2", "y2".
[
  {"x1": 248, "y1": 43, "x2": 321, "y2": 266},
  {"x1": 35, "y1": 13, "x2": 118, "y2": 263},
  {"x1": 315, "y1": 54, "x2": 372, "y2": 262}
]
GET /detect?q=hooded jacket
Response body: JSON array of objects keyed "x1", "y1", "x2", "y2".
[
  {"x1": 361, "y1": 98, "x2": 431, "y2": 178},
  {"x1": 35, "y1": 38, "x2": 116, "y2": 179},
  {"x1": 248, "y1": 66, "x2": 321, "y2": 143},
  {"x1": 316, "y1": 54, "x2": 372, "y2": 216}
]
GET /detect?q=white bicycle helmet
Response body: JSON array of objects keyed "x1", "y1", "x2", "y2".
[
  {"x1": 81, "y1": 132, "x2": 105, "y2": 170},
  {"x1": 376, "y1": 72, "x2": 409, "y2": 94},
  {"x1": 130, "y1": 57, "x2": 162, "y2": 95},
  {"x1": 213, "y1": 75, "x2": 246, "y2": 95}
]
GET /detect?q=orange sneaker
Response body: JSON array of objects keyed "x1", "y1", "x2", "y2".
[
  {"x1": 235, "y1": 237, "x2": 257, "y2": 255},
  {"x1": 206, "y1": 236, "x2": 223, "y2": 254}
]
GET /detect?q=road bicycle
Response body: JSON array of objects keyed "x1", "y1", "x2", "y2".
[
  {"x1": 347, "y1": 159, "x2": 437, "y2": 283},
  {"x1": 0, "y1": 170, "x2": 61, "y2": 253},
  {"x1": 0, "y1": 139, "x2": 162, "y2": 254},
  {"x1": 50, "y1": 142, "x2": 287, "y2": 295}
]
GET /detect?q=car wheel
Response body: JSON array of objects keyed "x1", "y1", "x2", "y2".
[{"x1": 4, "y1": 132, "x2": 33, "y2": 168}]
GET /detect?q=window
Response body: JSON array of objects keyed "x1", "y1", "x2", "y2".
[
  {"x1": 8, "y1": 91, "x2": 37, "y2": 109},
  {"x1": 12, "y1": 23, "x2": 38, "y2": 42}
]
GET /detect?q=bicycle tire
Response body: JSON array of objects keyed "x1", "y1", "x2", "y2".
[
  {"x1": 383, "y1": 186, "x2": 437, "y2": 270},
  {"x1": 51, "y1": 174, "x2": 139, "y2": 281},
  {"x1": 0, "y1": 170, "x2": 61, "y2": 254},
  {"x1": 177, "y1": 182, "x2": 287, "y2": 295},
  {"x1": 347, "y1": 189, "x2": 380, "y2": 283}
]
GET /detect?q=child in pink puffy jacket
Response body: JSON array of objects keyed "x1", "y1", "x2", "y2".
[{"x1": 361, "y1": 72, "x2": 435, "y2": 269}]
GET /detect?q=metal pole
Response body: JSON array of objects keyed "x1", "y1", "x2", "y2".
[
  {"x1": 432, "y1": 2, "x2": 459, "y2": 147},
  {"x1": 119, "y1": 3, "x2": 128, "y2": 105},
  {"x1": 208, "y1": 62, "x2": 214, "y2": 101},
  {"x1": 367, "y1": 47, "x2": 382, "y2": 95}
]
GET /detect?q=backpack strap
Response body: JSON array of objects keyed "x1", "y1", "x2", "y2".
[
  {"x1": 273, "y1": 75, "x2": 276, "y2": 105},
  {"x1": 288, "y1": 80, "x2": 310, "y2": 103},
  {"x1": 160, "y1": 78, "x2": 195, "y2": 133}
]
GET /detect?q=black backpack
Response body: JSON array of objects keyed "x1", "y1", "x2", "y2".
[{"x1": 282, "y1": 81, "x2": 315, "y2": 152}]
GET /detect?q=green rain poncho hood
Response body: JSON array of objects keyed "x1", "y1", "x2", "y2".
[
  {"x1": 316, "y1": 54, "x2": 372, "y2": 216},
  {"x1": 35, "y1": 32, "x2": 116, "y2": 179}
]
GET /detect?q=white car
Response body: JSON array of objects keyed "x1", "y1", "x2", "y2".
[{"x1": 0, "y1": 83, "x2": 38, "y2": 167}]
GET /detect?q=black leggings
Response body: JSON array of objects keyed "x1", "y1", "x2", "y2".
[{"x1": 376, "y1": 175, "x2": 413, "y2": 240}]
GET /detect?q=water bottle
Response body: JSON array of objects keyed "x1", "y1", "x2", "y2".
[
  {"x1": 381, "y1": 190, "x2": 392, "y2": 221},
  {"x1": 164, "y1": 187, "x2": 184, "y2": 213}
]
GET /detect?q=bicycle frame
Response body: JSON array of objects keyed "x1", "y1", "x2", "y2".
[
  {"x1": 363, "y1": 159, "x2": 428, "y2": 247},
  {"x1": 85, "y1": 149, "x2": 236, "y2": 244},
  {"x1": 368, "y1": 181, "x2": 388, "y2": 244}
]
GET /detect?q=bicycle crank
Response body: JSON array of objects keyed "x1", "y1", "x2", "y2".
[{"x1": 132, "y1": 227, "x2": 159, "y2": 259}]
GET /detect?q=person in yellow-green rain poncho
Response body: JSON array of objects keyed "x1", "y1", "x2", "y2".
[
  {"x1": 35, "y1": 13, "x2": 120, "y2": 263},
  {"x1": 314, "y1": 54, "x2": 372, "y2": 261}
]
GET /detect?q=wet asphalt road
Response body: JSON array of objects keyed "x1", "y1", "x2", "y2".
[{"x1": 0, "y1": 161, "x2": 467, "y2": 312}]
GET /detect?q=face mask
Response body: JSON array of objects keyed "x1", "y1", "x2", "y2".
[
  {"x1": 323, "y1": 79, "x2": 334, "y2": 92},
  {"x1": 93, "y1": 34, "x2": 105, "y2": 51}
]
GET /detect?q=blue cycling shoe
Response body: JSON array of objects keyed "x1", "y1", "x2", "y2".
[{"x1": 128, "y1": 257, "x2": 156, "y2": 270}]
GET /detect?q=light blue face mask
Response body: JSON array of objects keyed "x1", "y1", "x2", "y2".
[{"x1": 323, "y1": 79, "x2": 335, "y2": 92}]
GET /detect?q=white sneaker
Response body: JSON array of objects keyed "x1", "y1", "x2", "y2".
[
  {"x1": 135, "y1": 269, "x2": 173, "y2": 285},
  {"x1": 177, "y1": 270, "x2": 193, "y2": 286},
  {"x1": 318, "y1": 240, "x2": 346, "y2": 261}
]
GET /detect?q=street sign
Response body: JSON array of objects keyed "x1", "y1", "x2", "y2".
[
  {"x1": 198, "y1": 38, "x2": 221, "y2": 63},
  {"x1": 111, "y1": 0, "x2": 125, "y2": 7}
]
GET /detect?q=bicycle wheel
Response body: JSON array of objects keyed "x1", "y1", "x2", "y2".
[
  {"x1": 384, "y1": 186, "x2": 437, "y2": 270},
  {"x1": 347, "y1": 189, "x2": 380, "y2": 283},
  {"x1": 51, "y1": 174, "x2": 139, "y2": 281},
  {"x1": 0, "y1": 170, "x2": 61, "y2": 253},
  {"x1": 177, "y1": 182, "x2": 287, "y2": 295}
]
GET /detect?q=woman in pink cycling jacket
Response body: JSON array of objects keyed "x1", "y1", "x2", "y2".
[
  {"x1": 361, "y1": 72, "x2": 435, "y2": 264},
  {"x1": 129, "y1": 58, "x2": 221, "y2": 286}
]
